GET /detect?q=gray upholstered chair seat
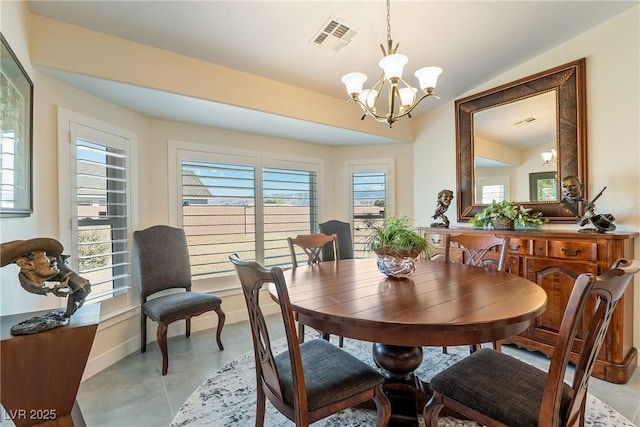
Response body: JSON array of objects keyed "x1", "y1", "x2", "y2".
[
  {"x1": 275, "y1": 339, "x2": 385, "y2": 411},
  {"x1": 430, "y1": 348, "x2": 573, "y2": 427},
  {"x1": 143, "y1": 292, "x2": 222, "y2": 321}
]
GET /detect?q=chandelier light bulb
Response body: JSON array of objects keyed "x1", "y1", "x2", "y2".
[
  {"x1": 415, "y1": 67, "x2": 443, "y2": 93},
  {"x1": 360, "y1": 89, "x2": 378, "y2": 109},
  {"x1": 379, "y1": 54, "x2": 408, "y2": 80},
  {"x1": 398, "y1": 87, "x2": 417, "y2": 107},
  {"x1": 341, "y1": 72, "x2": 367, "y2": 97},
  {"x1": 541, "y1": 151, "x2": 554, "y2": 165}
]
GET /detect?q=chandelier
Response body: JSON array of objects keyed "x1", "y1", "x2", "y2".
[{"x1": 341, "y1": 0, "x2": 442, "y2": 128}]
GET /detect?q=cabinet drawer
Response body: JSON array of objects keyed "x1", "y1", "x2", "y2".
[
  {"x1": 424, "y1": 233, "x2": 446, "y2": 248},
  {"x1": 548, "y1": 240, "x2": 597, "y2": 261},
  {"x1": 506, "y1": 238, "x2": 530, "y2": 255}
]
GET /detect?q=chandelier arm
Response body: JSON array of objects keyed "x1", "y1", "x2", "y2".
[
  {"x1": 394, "y1": 92, "x2": 440, "y2": 121},
  {"x1": 388, "y1": 83, "x2": 398, "y2": 123},
  {"x1": 356, "y1": 101, "x2": 393, "y2": 124},
  {"x1": 396, "y1": 75, "x2": 412, "y2": 89}
]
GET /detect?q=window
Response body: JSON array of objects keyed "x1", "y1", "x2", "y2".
[
  {"x1": 173, "y1": 144, "x2": 321, "y2": 281},
  {"x1": 348, "y1": 160, "x2": 394, "y2": 258},
  {"x1": 58, "y1": 109, "x2": 136, "y2": 310},
  {"x1": 476, "y1": 176, "x2": 509, "y2": 203}
]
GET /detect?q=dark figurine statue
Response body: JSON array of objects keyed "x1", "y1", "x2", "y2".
[
  {"x1": 560, "y1": 176, "x2": 616, "y2": 233},
  {"x1": 431, "y1": 189, "x2": 454, "y2": 228},
  {"x1": 0, "y1": 238, "x2": 92, "y2": 335}
]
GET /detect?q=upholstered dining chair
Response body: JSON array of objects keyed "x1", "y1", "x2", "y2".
[
  {"x1": 442, "y1": 233, "x2": 510, "y2": 353},
  {"x1": 319, "y1": 220, "x2": 354, "y2": 260},
  {"x1": 424, "y1": 258, "x2": 640, "y2": 427},
  {"x1": 287, "y1": 233, "x2": 343, "y2": 346},
  {"x1": 229, "y1": 254, "x2": 391, "y2": 427},
  {"x1": 134, "y1": 225, "x2": 225, "y2": 375}
]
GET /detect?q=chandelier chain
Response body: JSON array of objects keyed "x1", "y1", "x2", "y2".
[
  {"x1": 340, "y1": 0, "x2": 442, "y2": 127},
  {"x1": 386, "y1": 0, "x2": 392, "y2": 44}
]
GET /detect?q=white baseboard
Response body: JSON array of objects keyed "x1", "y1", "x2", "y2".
[{"x1": 81, "y1": 302, "x2": 279, "y2": 381}]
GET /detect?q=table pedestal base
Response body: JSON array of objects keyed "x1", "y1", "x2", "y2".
[{"x1": 373, "y1": 343, "x2": 431, "y2": 427}]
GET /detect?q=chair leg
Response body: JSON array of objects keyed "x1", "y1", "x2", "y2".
[
  {"x1": 298, "y1": 322, "x2": 305, "y2": 343},
  {"x1": 338, "y1": 336, "x2": 344, "y2": 347},
  {"x1": 186, "y1": 318, "x2": 191, "y2": 338},
  {"x1": 423, "y1": 391, "x2": 445, "y2": 427},
  {"x1": 157, "y1": 322, "x2": 169, "y2": 375},
  {"x1": 373, "y1": 384, "x2": 391, "y2": 427},
  {"x1": 215, "y1": 305, "x2": 225, "y2": 351},
  {"x1": 255, "y1": 384, "x2": 266, "y2": 427},
  {"x1": 493, "y1": 340, "x2": 502, "y2": 351},
  {"x1": 442, "y1": 346, "x2": 448, "y2": 354},
  {"x1": 141, "y1": 313, "x2": 148, "y2": 353}
]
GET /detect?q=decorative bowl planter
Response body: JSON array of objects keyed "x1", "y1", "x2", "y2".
[{"x1": 374, "y1": 246, "x2": 421, "y2": 278}]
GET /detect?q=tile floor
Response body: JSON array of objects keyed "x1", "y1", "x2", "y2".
[{"x1": 73, "y1": 315, "x2": 639, "y2": 426}]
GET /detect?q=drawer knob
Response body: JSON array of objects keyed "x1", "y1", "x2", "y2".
[
  {"x1": 509, "y1": 245, "x2": 521, "y2": 252},
  {"x1": 561, "y1": 248, "x2": 582, "y2": 257}
]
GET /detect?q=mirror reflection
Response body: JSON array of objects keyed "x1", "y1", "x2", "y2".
[
  {"x1": 456, "y1": 58, "x2": 586, "y2": 222},
  {"x1": 473, "y1": 91, "x2": 558, "y2": 203}
]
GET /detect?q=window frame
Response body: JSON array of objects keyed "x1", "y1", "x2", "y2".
[
  {"x1": 346, "y1": 159, "x2": 395, "y2": 257},
  {"x1": 168, "y1": 140, "x2": 324, "y2": 291},
  {"x1": 57, "y1": 108, "x2": 138, "y2": 315}
]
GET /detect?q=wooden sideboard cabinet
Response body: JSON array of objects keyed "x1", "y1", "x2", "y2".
[{"x1": 419, "y1": 227, "x2": 637, "y2": 384}]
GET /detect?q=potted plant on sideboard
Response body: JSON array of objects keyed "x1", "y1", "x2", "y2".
[{"x1": 469, "y1": 200, "x2": 546, "y2": 230}]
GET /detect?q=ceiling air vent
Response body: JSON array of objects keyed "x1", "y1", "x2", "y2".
[
  {"x1": 514, "y1": 117, "x2": 537, "y2": 127},
  {"x1": 310, "y1": 16, "x2": 357, "y2": 52}
]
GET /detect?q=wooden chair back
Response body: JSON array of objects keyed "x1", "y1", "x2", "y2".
[
  {"x1": 444, "y1": 234, "x2": 509, "y2": 271},
  {"x1": 542, "y1": 258, "x2": 639, "y2": 425},
  {"x1": 229, "y1": 254, "x2": 391, "y2": 426},
  {"x1": 229, "y1": 254, "x2": 303, "y2": 418},
  {"x1": 424, "y1": 259, "x2": 640, "y2": 427},
  {"x1": 287, "y1": 233, "x2": 339, "y2": 266}
]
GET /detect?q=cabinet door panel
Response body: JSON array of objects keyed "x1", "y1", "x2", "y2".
[{"x1": 524, "y1": 257, "x2": 597, "y2": 346}]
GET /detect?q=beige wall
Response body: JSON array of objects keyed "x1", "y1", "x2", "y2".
[
  {"x1": 412, "y1": 6, "x2": 640, "y2": 345},
  {"x1": 1, "y1": 1, "x2": 638, "y2": 377}
]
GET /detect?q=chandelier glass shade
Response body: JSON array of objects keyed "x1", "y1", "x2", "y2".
[
  {"x1": 341, "y1": 0, "x2": 442, "y2": 128},
  {"x1": 540, "y1": 148, "x2": 557, "y2": 165}
]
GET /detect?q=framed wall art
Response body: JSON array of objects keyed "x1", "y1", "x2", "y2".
[
  {"x1": 529, "y1": 171, "x2": 557, "y2": 202},
  {"x1": 1, "y1": 33, "x2": 33, "y2": 217}
]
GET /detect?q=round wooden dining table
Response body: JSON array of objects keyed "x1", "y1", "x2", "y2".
[{"x1": 277, "y1": 258, "x2": 547, "y2": 425}]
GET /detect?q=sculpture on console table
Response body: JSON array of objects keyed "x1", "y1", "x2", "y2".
[
  {"x1": 560, "y1": 176, "x2": 616, "y2": 233},
  {"x1": 0, "y1": 238, "x2": 91, "y2": 335},
  {"x1": 430, "y1": 189, "x2": 453, "y2": 228}
]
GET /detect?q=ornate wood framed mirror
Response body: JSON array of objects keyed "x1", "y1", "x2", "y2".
[{"x1": 456, "y1": 58, "x2": 587, "y2": 222}]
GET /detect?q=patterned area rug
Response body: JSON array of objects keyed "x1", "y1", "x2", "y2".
[{"x1": 172, "y1": 336, "x2": 634, "y2": 427}]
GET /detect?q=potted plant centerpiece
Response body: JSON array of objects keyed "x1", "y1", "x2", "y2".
[
  {"x1": 366, "y1": 216, "x2": 432, "y2": 278},
  {"x1": 469, "y1": 200, "x2": 546, "y2": 230}
]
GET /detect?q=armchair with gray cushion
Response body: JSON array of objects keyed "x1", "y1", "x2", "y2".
[{"x1": 134, "y1": 225, "x2": 225, "y2": 375}]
